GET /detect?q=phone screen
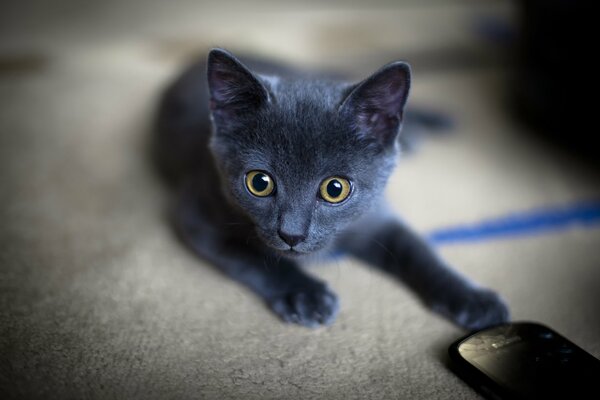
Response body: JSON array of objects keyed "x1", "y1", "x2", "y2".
[{"x1": 452, "y1": 322, "x2": 600, "y2": 398}]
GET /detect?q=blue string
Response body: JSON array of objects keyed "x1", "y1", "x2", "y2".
[{"x1": 427, "y1": 200, "x2": 600, "y2": 245}]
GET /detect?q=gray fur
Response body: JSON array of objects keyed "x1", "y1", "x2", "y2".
[{"x1": 154, "y1": 48, "x2": 509, "y2": 329}]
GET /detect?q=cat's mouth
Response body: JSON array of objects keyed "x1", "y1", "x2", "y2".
[
  {"x1": 271, "y1": 242, "x2": 315, "y2": 257},
  {"x1": 276, "y1": 242, "x2": 328, "y2": 258}
]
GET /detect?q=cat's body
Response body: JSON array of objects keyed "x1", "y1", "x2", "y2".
[{"x1": 154, "y1": 49, "x2": 509, "y2": 329}]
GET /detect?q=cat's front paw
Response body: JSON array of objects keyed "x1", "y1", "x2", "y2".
[
  {"x1": 432, "y1": 287, "x2": 510, "y2": 331},
  {"x1": 269, "y1": 285, "x2": 340, "y2": 328}
]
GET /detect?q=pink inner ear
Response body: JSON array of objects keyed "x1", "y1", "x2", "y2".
[
  {"x1": 352, "y1": 73, "x2": 408, "y2": 145},
  {"x1": 209, "y1": 70, "x2": 240, "y2": 105},
  {"x1": 360, "y1": 83, "x2": 404, "y2": 125},
  {"x1": 375, "y1": 79, "x2": 406, "y2": 116},
  {"x1": 387, "y1": 78, "x2": 403, "y2": 93}
]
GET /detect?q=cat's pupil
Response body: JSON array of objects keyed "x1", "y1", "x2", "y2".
[
  {"x1": 327, "y1": 180, "x2": 343, "y2": 198},
  {"x1": 252, "y1": 174, "x2": 269, "y2": 192}
]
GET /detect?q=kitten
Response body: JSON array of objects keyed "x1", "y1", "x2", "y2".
[{"x1": 154, "y1": 48, "x2": 509, "y2": 329}]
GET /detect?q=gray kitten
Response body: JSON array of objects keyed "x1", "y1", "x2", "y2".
[{"x1": 154, "y1": 48, "x2": 509, "y2": 329}]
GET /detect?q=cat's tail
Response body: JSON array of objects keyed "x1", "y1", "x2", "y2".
[
  {"x1": 400, "y1": 107, "x2": 455, "y2": 153},
  {"x1": 404, "y1": 107, "x2": 455, "y2": 132}
]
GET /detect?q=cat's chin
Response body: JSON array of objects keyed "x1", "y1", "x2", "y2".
[{"x1": 279, "y1": 249, "x2": 307, "y2": 258}]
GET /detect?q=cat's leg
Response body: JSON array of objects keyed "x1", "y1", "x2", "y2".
[
  {"x1": 339, "y1": 214, "x2": 509, "y2": 330},
  {"x1": 174, "y1": 190, "x2": 339, "y2": 328}
]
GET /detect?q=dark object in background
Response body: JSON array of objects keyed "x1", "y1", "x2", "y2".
[
  {"x1": 449, "y1": 321, "x2": 600, "y2": 399},
  {"x1": 512, "y1": 1, "x2": 594, "y2": 159}
]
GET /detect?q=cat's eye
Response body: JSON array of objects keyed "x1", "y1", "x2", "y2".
[
  {"x1": 245, "y1": 170, "x2": 275, "y2": 197},
  {"x1": 319, "y1": 177, "x2": 352, "y2": 204}
]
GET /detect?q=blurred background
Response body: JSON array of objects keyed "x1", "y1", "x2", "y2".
[{"x1": 1, "y1": 1, "x2": 598, "y2": 399}]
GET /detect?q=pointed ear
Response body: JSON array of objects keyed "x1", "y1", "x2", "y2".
[
  {"x1": 207, "y1": 48, "x2": 270, "y2": 122},
  {"x1": 340, "y1": 62, "x2": 411, "y2": 147}
]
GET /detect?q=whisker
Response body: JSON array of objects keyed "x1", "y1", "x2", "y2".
[
  {"x1": 369, "y1": 237, "x2": 399, "y2": 264},
  {"x1": 339, "y1": 231, "x2": 402, "y2": 269}
]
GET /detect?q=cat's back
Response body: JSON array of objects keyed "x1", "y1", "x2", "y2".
[{"x1": 153, "y1": 58, "x2": 212, "y2": 186}]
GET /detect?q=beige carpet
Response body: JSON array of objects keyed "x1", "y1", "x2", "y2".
[{"x1": 2, "y1": 1, "x2": 599, "y2": 399}]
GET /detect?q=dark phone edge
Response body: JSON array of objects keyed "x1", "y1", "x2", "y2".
[
  {"x1": 448, "y1": 321, "x2": 600, "y2": 400},
  {"x1": 447, "y1": 321, "x2": 548, "y2": 400},
  {"x1": 448, "y1": 338, "x2": 517, "y2": 400}
]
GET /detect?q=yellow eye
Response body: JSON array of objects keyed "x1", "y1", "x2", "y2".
[
  {"x1": 245, "y1": 170, "x2": 275, "y2": 197},
  {"x1": 320, "y1": 176, "x2": 352, "y2": 204}
]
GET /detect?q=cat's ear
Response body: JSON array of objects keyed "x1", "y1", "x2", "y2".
[
  {"x1": 207, "y1": 48, "x2": 270, "y2": 121},
  {"x1": 340, "y1": 62, "x2": 411, "y2": 147}
]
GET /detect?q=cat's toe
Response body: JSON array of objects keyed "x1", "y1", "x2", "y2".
[
  {"x1": 269, "y1": 285, "x2": 339, "y2": 328},
  {"x1": 432, "y1": 287, "x2": 510, "y2": 331}
]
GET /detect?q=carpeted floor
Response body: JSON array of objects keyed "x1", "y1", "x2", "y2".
[{"x1": 2, "y1": 1, "x2": 599, "y2": 399}]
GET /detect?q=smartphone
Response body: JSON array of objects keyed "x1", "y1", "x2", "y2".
[{"x1": 448, "y1": 321, "x2": 600, "y2": 399}]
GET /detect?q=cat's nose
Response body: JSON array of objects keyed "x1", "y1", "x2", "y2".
[{"x1": 278, "y1": 229, "x2": 306, "y2": 247}]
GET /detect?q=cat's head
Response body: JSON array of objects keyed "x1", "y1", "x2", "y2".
[{"x1": 207, "y1": 49, "x2": 410, "y2": 256}]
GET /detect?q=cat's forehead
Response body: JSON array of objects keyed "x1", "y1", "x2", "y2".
[
  {"x1": 223, "y1": 77, "x2": 381, "y2": 180},
  {"x1": 246, "y1": 81, "x2": 358, "y2": 175},
  {"x1": 256, "y1": 79, "x2": 353, "y2": 143},
  {"x1": 242, "y1": 125, "x2": 357, "y2": 179},
  {"x1": 269, "y1": 78, "x2": 348, "y2": 116}
]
